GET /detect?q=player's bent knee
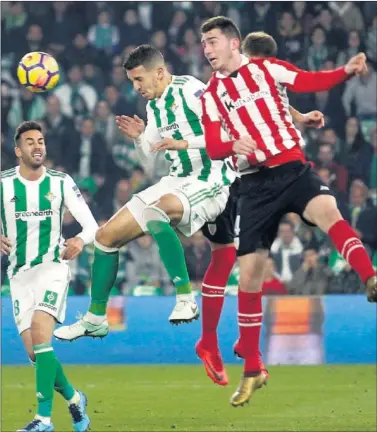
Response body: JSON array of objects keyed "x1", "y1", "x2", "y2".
[
  {"x1": 305, "y1": 196, "x2": 343, "y2": 231},
  {"x1": 238, "y1": 252, "x2": 267, "y2": 293},
  {"x1": 143, "y1": 205, "x2": 171, "y2": 226},
  {"x1": 95, "y1": 225, "x2": 120, "y2": 250},
  {"x1": 155, "y1": 194, "x2": 184, "y2": 224}
]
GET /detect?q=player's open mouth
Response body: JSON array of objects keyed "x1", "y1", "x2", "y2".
[{"x1": 32, "y1": 153, "x2": 42, "y2": 159}]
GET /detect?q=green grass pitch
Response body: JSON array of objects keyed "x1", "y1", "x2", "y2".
[{"x1": 2, "y1": 365, "x2": 376, "y2": 431}]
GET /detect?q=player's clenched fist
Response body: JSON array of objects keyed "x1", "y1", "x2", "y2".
[
  {"x1": 1, "y1": 235, "x2": 12, "y2": 255},
  {"x1": 233, "y1": 136, "x2": 257, "y2": 156},
  {"x1": 116, "y1": 115, "x2": 145, "y2": 139},
  {"x1": 61, "y1": 236, "x2": 84, "y2": 261},
  {"x1": 303, "y1": 111, "x2": 325, "y2": 129},
  {"x1": 345, "y1": 52, "x2": 368, "y2": 76}
]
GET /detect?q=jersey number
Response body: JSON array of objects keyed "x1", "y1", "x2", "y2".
[{"x1": 13, "y1": 299, "x2": 20, "y2": 317}]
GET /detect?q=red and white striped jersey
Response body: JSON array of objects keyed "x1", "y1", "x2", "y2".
[{"x1": 201, "y1": 57, "x2": 348, "y2": 175}]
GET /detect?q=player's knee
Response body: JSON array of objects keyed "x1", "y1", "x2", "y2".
[
  {"x1": 95, "y1": 225, "x2": 120, "y2": 249},
  {"x1": 31, "y1": 312, "x2": 54, "y2": 346},
  {"x1": 154, "y1": 194, "x2": 184, "y2": 224}
]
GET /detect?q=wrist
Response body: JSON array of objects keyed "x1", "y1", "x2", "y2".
[
  {"x1": 134, "y1": 133, "x2": 144, "y2": 145},
  {"x1": 180, "y1": 140, "x2": 188, "y2": 150}
]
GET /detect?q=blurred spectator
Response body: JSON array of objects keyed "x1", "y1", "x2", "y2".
[
  {"x1": 3, "y1": 1, "x2": 29, "y2": 55},
  {"x1": 94, "y1": 100, "x2": 122, "y2": 150},
  {"x1": 315, "y1": 143, "x2": 348, "y2": 194},
  {"x1": 46, "y1": 2, "x2": 80, "y2": 59},
  {"x1": 66, "y1": 34, "x2": 102, "y2": 69},
  {"x1": 184, "y1": 231, "x2": 212, "y2": 288},
  {"x1": 64, "y1": 117, "x2": 107, "y2": 180},
  {"x1": 82, "y1": 63, "x2": 106, "y2": 94},
  {"x1": 88, "y1": 9, "x2": 119, "y2": 54},
  {"x1": 119, "y1": 9, "x2": 148, "y2": 47},
  {"x1": 317, "y1": 127, "x2": 343, "y2": 158},
  {"x1": 342, "y1": 62, "x2": 377, "y2": 120},
  {"x1": 336, "y1": 30, "x2": 363, "y2": 67},
  {"x1": 291, "y1": 1, "x2": 313, "y2": 36},
  {"x1": 327, "y1": 262, "x2": 364, "y2": 293},
  {"x1": 22, "y1": 24, "x2": 45, "y2": 56},
  {"x1": 54, "y1": 65, "x2": 98, "y2": 119},
  {"x1": 315, "y1": 7, "x2": 347, "y2": 50},
  {"x1": 168, "y1": 9, "x2": 189, "y2": 46},
  {"x1": 110, "y1": 66, "x2": 139, "y2": 113},
  {"x1": 8, "y1": 87, "x2": 46, "y2": 131},
  {"x1": 368, "y1": 126, "x2": 377, "y2": 195},
  {"x1": 271, "y1": 220, "x2": 304, "y2": 283},
  {"x1": 1, "y1": 82, "x2": 13, "y2": 137},
  {"x1": 343, "y1": 117, "x2": 373, "y2": 186},
  {"x1": 348, "y1": 180, "x2": 377, "y2": 253},
  {"x1": 102, "y1": 178, "x2": 132, "y2": 217},
  {"x1": 277, "y1": 11, "x2": 305, "y2": 64},
  {"x1": 262, "y1": 257, "x2": 287, "y2": 295},
  {"x1": 104, "y1": 85, "x2": 130, "y2": 116},
  {"x1": 287, "y1": 247, "x2": 331, "y2": 295},
  {"x1": 366, "y1": 16, "x2": 377, "y2": 63},
  {"x1": 1, "y1": 133, "x2": 16, "y2": 171},
  {"x1": 307, "y1": 25, "x2": 334, "y2": 71},
  {"x1": 328, "y1": 1, "x2": 364, "y2": 32},
  {"x1": 127, "y1": 235, "x2": 171, "y2": 293},
  {"x1": 175, "y1": 28, "x2": 203, "y2": 76},
  {"x1": 150, "y1": 30, "x2": 183, "y2": 73},
  {"x1": 240, "y1": 2, "x2": 278, "y2": 40}
]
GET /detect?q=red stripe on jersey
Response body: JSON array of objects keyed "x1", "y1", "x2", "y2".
[
  {"x1": 221, "y1": 76, "x2": 266, "y2": 165},
  {"x1": 239, "y1": 66, "x2": 286, "y2": 154},
  {"x1": 210, "y1": 80, "x2": 241, "y2": 140},
  {"x1": 257, "y1": 61, "x2": 302, "y2": 149}
]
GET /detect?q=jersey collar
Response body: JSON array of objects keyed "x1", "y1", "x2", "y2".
[
  {"x1": 215, "y1": 55, "x2": 249, "y2": 79},
  {"x1": 16, "y1": 165, "x2": 47, "y2": 185}
]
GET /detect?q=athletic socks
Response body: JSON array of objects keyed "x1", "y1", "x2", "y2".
[
  {"x1": 237, "y1": 290, "x2": 263, "y2": 374},
  {"x1": 88, "y1": 243, "x2": 119, "y2": 317},
  {"x1": 201, "y1": 246, "x2": 236, "y2": 349},
  {"x1": 34, "y1": 343, "x2": 57, "y2": 418},
  {"x1": 328, "y1": 220, "x2": 376, "y2": 284}
]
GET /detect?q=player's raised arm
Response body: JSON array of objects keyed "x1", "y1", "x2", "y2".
[
  {"x1": 63, "y1": 175, "x2": 98, "y2": 250},
  {"x1": 289, "y1": 106, "x2": 325, "y2": 129},
  {"x1": 263, "y1": 53, "x2": 368, "y2": 93},
  {"x1": 201, "y1": 91, "x2": 256, "y2": 160}
]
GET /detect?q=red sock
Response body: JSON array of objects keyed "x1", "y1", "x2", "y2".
[
  {"x1": 328, "y1": 220, "x2": 376, "y2": 284},
  {"x1": 201, "y1": 246, "x2": 236, "y2": 349},
  {"x1": 238, "y1": 290, "x2": 263, "y2": 374}
]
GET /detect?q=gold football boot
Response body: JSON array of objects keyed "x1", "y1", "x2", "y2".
[{"x1": 230, "y1": 371, "x2": 268, "y2": 407}]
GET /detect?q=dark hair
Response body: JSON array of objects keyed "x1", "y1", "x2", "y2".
[
  {"x1": 14, "y1": 121, "x2": 42, "y2": 147},
  {"x1": 242, "y1": 31, "x2": 278, "y2": 57},
  {"x1": 201, "y1": 16, "x2": 241, "y2": 42},
  {"x1": 123, "y1": 44, "x2": 164, "y2": 71}
]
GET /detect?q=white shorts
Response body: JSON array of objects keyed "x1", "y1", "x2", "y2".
[
  {"x1": 127, "y1": 176, "x2": 229, "y2": 237},
  {"x1": 9, "y1": 262, "x2": 71, "y2": 334}
]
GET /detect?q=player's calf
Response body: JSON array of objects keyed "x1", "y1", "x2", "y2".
[
  {"x1": 304, "y1": 196, "x2": 377, "y2": 301},
  {"x1": 143, "y1": 201, "x2": 199, "y2": 324}
]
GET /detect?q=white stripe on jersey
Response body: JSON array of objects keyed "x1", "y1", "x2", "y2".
[{"x1": 25, "y1": 183, "x2": 41, "y2": 264}]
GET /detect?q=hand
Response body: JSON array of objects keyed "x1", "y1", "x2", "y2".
[
  {"x1": 302, "y1": 111, "x2": 325, "y2": 129},
  {"x1": 115, "y1": 115, "x2": 145, "y2": 139},
  {"x1": 345, "y1": 52, "x2": 368, "y2": 76},
  {"x1": 151, "y1": 138, "x2": 188, "y2": 152},
  {"x1": 61, "y1": 237, "x2": 84, "y2": 260},
  {"x1": 1, "y1": 235, "x2": 12, "y2": 255},
  {"x1": 232, "y1": 136, "x2": 257, "y2": 156}
]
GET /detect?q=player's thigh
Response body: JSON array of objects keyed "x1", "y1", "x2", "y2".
[
  {"x1": 202, "y1": 191, "x2": 235, "y2": 247},
  {"x1": 302, "y1": 195, "x2": 343, "y2": 233},
  {"x1": 97, "y1": 205, "x2": 145, "y2": 248},
  {"x1": 9, "y1": 271, "x2": 34, "y2": 335},
  {"x1": 172, "y1": 180, "x2": 229, "y2": 238},
  {"x1": 238, "y1": 250, "x2": 268, "y2": 293},
  {"x1": 33, "y1": 262, "x2": 70, "y2": 330}
]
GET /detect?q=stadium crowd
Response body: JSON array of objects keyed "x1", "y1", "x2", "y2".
[{"x1": 2, "y1": 1, "x2": 377, "y2": 297}]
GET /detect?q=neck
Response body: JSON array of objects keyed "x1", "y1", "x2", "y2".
[
  {"x1": 156, "y1": 72, "x2": 173, "y2": 98},
  {"x1": 218, "y1": 52, "x2": 243, "y2": 77},
  {"x1": 19, "y1": 164, "x2": 44, "y2": 181}
]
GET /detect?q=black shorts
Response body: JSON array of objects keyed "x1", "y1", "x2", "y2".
[
  {"x1": 235, "y1": 161, "x2": 334, "y2": 256},
  {"x1": 202, "y1": 178, "x2": 240, "y2": 245}
]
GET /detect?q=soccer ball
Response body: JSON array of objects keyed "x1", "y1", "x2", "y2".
[{"x1": 17, "y1": 52, "x2": 60, "y2": 93}]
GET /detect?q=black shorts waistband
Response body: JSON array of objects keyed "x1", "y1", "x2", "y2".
[{"x1": 241, "y1": 161, "x2": 308, "y2": 183}]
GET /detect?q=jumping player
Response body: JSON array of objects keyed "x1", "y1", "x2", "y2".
[{"x1": 200, "y1": 17, "x2": 377, "y2": 406}]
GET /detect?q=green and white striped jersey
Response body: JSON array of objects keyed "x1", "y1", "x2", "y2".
[
  {"x1": 1, "y1": 167, "x2": 98, "y2": 279},
  {"x1": 134, "y1": 75, "x2": 234, "y2": 185}
]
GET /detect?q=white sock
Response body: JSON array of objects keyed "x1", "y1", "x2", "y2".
[
  {"x1": 35, "y1": 415, "x2": 51, "y2": 425},
  {"x1": 177, "y1": 293, "x2": 195, "y2": 302},
  {"x1": 84, "y1": 311, "x2": 106, "y2": 325},
  {"x1": 68, "y1": 390, "x2": 81, "y2": 405}
]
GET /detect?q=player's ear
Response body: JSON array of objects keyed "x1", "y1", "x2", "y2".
[
  {"x1": 156, "y1": 66, "x2": 164, "y2": 80},
  {"x1": 14, "y1": 145, "x2": 22, "y2": 158},
  {"x1": 231, "y1": 38, "x2": 240, "y2": 52}
]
